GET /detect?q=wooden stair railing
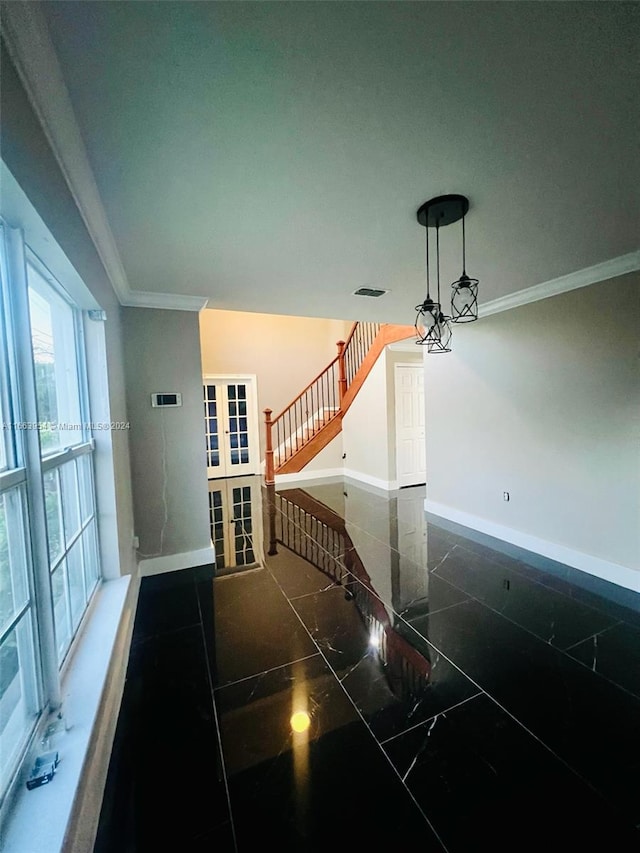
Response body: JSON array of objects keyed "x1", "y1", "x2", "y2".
[
  {"x1": 269, "y1": 486, "x2": 432, "y2": 699},
  {"x1": 264, "y1": 342, "x2": 344, "y2": 483},
  {"x1": 264, "y1": 321, "x2": 414, "y2": 483}
]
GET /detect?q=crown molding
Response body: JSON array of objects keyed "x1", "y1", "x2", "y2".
[
  {"x1": 121, "y1": 291, "x2": 209, "y2": 312},
  {"x1": 479, "y1": 250, "x2": 640, "y2": 318},
  {"x1": 1, "y1": 2, "x2": 208, "y2": 313},
  {"x1": 1, "y1": 1, "x2": 132, "y2": 303}
]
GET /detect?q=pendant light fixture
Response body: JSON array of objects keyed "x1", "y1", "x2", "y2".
[{"x1": 415, "y1": 194, "x2": 479, "y2": 352}]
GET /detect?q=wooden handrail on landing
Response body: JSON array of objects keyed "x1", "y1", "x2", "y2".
[
  {"x1": 264, "y1": 322, "x2": 414, "y2": 483},
  {"x1": 264, "y1": 337, "x2": 348, "y2": 484}
]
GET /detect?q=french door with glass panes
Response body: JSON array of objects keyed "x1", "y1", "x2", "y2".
[
  {"x1": 208, "y1": 476, "x2": 263, "y2": 574},
  {"x1": 203, "y1": 376, "x2": 260, "y2": 478}
]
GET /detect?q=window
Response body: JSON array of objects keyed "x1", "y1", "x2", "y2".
[
  {"x1": 0, "y1": 222, "x2": 101, "y2": 800},
  {"x1": 27, "y1": 263, "x2": 84, "y2": 455},
  {"x1": 0, "y1": 487, "x2": 41, "y2": 795}
]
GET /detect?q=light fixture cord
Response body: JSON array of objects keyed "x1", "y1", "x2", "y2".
[
  {"x1": 436, "y1": 217, "x2": 441, "y2": 308},
  {"x1": 425, "y1": 217, "x2": 430, "y2": 299},
  {"x1": 461, "y1": 207, "x2": 467, "y2": 275}
]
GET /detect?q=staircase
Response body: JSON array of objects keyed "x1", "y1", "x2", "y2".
[
  {"x1": 264, "y1": 321, "x2": 414, "y2": 483},
  {"x1": 267, "y1": 486, "x2": 432, "y2": 700}
]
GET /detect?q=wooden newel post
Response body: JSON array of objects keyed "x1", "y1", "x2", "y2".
[
  {"x1": 337, "y1": 340, "x2": 347, "y2": 404},
  {"x1": 264, "y1": 408, "x2": 275, "y2": 485}
]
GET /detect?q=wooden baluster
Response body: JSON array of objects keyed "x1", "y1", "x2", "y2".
[
  {"x1": 337, "y1": 339, "x2": 347, "y2": 404},
  {"x1": 264, "y1": 408, "x2": 275, "y2": 485},
  {"x1": 266, "y1": 483, "x2": 278, "y2": 555}
]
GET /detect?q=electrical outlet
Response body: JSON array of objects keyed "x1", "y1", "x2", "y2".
[{"x1": 503, "y1": 492, "x2": 510, "y2": 502}]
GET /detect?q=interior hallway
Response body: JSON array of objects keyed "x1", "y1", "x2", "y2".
[{"x1": 95, "y1": 476, "x2": 640, "y2": 851}]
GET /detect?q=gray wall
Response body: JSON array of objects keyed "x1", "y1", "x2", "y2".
[
  {"x1": 122, "y1": 308, "x2": 211, "y2": 559},
  {"x1": 423, "y1": 273, "x2": 640, "y2": 581}
]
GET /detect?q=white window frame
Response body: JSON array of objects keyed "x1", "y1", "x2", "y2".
[{"x1": 0, "y1": 221, "x2": 102, "y2": 806}]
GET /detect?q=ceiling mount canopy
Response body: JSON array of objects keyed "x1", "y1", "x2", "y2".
[
  {"x1": 416, "y1": 194, "x2": 469, "y2": 228},
  {"x1": 414, "y1": 194, "x2": 479, "y2": 352}
]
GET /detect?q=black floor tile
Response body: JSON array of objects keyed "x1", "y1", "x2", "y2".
[
  {"x1": 412, "y1": 598, "x2": 640, "y2": 826},
  {"x1": 214, "y1": 641, "x2": 442, "y2": 848},
  {"x1": 266, "y1": 540, "x2": 346, "y2": 599},
  {"x1": 228, "y1": 721, "x2": 443, "y2": 850},
  {"x1": 291, "y1": 585, "x2": 480, "y2": 742},
  {"x1": 515, "y1": 562, "x2": 640, "y2": 630},
  {"x1": 207, "y1": 567, "x2": 318, "y2": 687},
  {"x1": 565, "y1": 620, "x2": 640, "y2": 698},
  {"x1": 190, "y1": 822, "x2": 236, "y2": 852},
  {"x1": 98, "y1": 477, "x2": 640, "y2": 850},
  {"x1": 97, "y1": 624, "x2": 231, "y2": 849},
  {"x1": 131, "y1": 570, "x2": 200, "y2": 641},
  {"x1": 432, "y1": 544, "x2": 618, "y2": 649},
  {"x1": 427, "y1": 516, "x2": 640, "y2": 623},
  {"x1": 214, "y1": 654, "x2": 360, "y2": 775},
  {"x1": 383, "y1": 693, "x2": 640, "y2": 852},
  {"x1": 397, "y1": 571, "x2": 471, "y2": 618}
]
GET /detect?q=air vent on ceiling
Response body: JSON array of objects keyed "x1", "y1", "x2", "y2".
[{"x1": 353, "y1": 287, "x2": 388, "y2": 298}]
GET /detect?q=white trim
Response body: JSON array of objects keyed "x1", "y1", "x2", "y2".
[
  {"x1": 394, "y1": 362, "x2": 426, "y2": 489},
  {"x1": 203, "y1": 374, "x2": 261, "y2": 478},
  {"x1": 0, "y1": 3, "x2": 209, "y2": 314},
  {"x1": 274, "y1": 467, "x2": 345, "y2": 486},
  {"x1": 424, "y1": 499, "x2": 640, "y2": 593},
  {"x1": 0, "y1": 467, "x2": 26, "y2": 491},
  {"x1": 479, "y1": 250, "x2": 640, "y2": 318},
  {"x1": 122, "y1": 290, "x2": 208, "y2": 312},
  {"x1": 0, "y1": 164, "x2": 100, "y2": 312},
  {"x1": 203, "y1": 373, "x2": 259, "y2": 382},
  {"x1": 138, "y1": 545, "x2": 215, "y2": 577},
  {"x1": 0, "y1": 2, "x2": 130, "y2": 305},
  {"x1": 61, "y1": 576, "x2": 138, "y2": 852},
  {"x1": 344, "y1": 468, "x2": 398, "y2": 492},
  {"x1": 272, "y1": 461, "x2": 399, "y2": 492}
]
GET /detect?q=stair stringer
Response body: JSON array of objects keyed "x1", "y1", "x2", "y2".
[{"x1": 274, "y1": 324, "x2": 414, "y2": 476}]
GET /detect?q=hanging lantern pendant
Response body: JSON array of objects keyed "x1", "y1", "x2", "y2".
[
  {"x1": 415, "y1": 194, "x2": 479, "y2": 351},
  {"x1": 451, "y1": 207, "x2": 479, "y2": 324}
]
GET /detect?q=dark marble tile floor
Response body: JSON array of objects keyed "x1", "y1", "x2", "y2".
[{"x1": 95, "y1": 476, "x2": 640, "y2": 851}]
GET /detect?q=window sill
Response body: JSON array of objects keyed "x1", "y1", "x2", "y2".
[{"x1": 1, "y1": 573, "x2": 137, "y2": 852}]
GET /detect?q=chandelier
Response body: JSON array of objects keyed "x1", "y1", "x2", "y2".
[{"x1": 414, "y1": 194, "x2": 479, "y2": 352}]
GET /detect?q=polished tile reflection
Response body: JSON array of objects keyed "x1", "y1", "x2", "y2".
[{"x1": 97, "y1": 476, "x2": 640, "y2": 851}]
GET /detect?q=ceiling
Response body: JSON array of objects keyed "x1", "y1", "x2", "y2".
[{"x1": 9, "y1": 1, "x2": 640, "y2": 322}]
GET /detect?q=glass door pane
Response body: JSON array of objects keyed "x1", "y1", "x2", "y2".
[
  {"x1": 209, "y1": 477, "x2": 263, "y2": 576},
  {"x1": 226, "y1": 384, "x2": 251, "y2": 468},
  {"x1": 204, "y1": 384, "x2": 221, "y2": 478},
  {"x1": 204, "y1": 378, "x2": 259, "y2": 479}
]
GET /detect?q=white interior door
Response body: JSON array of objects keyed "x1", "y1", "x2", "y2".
[
  {"x1": 393, "y1": 489, "x2": 430, "y2": 610},
  {"x1": 204, "y1": 376, "x2": 260, "y2": 478},
  {"x1": 395, "y1": 364, "x2": 426, "y2": 488},
  {"x1": 208, "y1": 476, "x2": 263, "y2": 573}
]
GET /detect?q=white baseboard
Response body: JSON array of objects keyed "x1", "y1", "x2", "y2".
[
  {"x1": 344, "y1": 468, "x2": 398, "y2": 492},
  {"x1": 138, "y1": 545, "x2": 215, "y2": 577},
  {"x1": 274, "y1": 467, "x2": 345, "y2": 485},
  {"x1": 424, "y1": 499, "x2": 640, "y2": 593},
  {"x1": 274, "y1": 467, "x2": 401, "y2": 493}
]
